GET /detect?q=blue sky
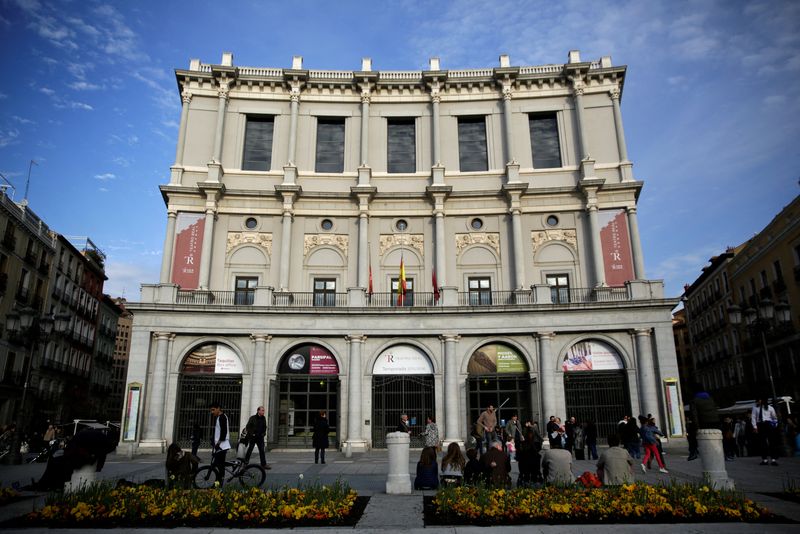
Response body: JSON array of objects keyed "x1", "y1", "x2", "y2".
[{"x1": 0, "y1": 0, "x2": 798, "y2": 300}]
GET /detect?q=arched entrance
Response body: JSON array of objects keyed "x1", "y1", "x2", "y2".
[
  {"x1": 270, "y1": 343, "x2": 340, "y2": 449},
  {"x1": 562, "y1": 339, "x2": 631, "y2": 439},
  {"x1": 466, "y1": 343, "x2": 535, "y2": 433},
  {"x1": 371, "y1": 344, "x2": 434, "y2": 448},
  {"x1": 174, "y1": 343, "x2": 244, "y2": 449}
]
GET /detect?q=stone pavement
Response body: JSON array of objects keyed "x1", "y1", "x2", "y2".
[{"x1": 0, "y1": 441, "x2": 798, "y2": 532}]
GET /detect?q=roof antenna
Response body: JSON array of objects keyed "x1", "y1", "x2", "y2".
[{"x1": 24, "y1": 159, "x2": 38, "y2": 202}]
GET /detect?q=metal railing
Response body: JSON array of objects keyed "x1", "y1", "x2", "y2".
[
  {"x1": 365, "y1": 292, "x2": 439, "y2": 308},
  {"x1": 563, "y1": 287, "x2": 629, "y2": 303}
]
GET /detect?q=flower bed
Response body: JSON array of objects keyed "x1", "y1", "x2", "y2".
[
  {"x1": 0, "y1": 488, "x2": 20, "y2": 506},
  {"x1": 5, "y1": 480, "x2": 365, "y2": 528},
  {"x1": 428, "y1": 483, "x2": 776, "y2": 525}
]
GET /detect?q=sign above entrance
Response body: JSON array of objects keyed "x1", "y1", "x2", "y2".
[
  {"x1": 468, "y1": 344, "x2": 527, "y2": 375},
  {"x1": 182, "y1": 343, "x2": 244, "y2": 375},
  {"x1": 373, "y1": 345, "x2": 433, "y2": 375},
  {"x1": 562, "y1": 340, "x2": 624, "y2": 372},
  {"x1": 279, "y1": 344, "x2": 340, "y2": 375}
]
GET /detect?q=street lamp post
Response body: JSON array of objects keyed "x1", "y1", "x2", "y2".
[
  {"x1": 728, "y1": 299, "x2": 792, "y2": 415},
  {"x1": 4, "y1": 307, "x2": 69, "y2": 464}
]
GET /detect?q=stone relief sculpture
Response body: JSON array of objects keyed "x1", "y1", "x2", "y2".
[
  {"x1": 455, "y1": 233, "x2": 501, "y2": 256},
  {"x1": 304, "y1": 234, "x2": 349, "y2": 257},
  {"x1": 531, "y1": 229, "x2": 578, "y2": 253},
  {"x1": 378, "y1": 234, "x2": 424, "y2": 257},
  {"x1": 226, "y1": 232, "x2": 273, "y2": 256}
]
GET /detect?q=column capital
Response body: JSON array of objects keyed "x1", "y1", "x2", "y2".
[
  {"x1": 585, "y1": 201, "x2": 598, "y2": 212},
  {"x1": 250, "y1": 334, "x2": 272, "y2": 343},
  {"x1": 166, "y1": 209, "x2": 178, "y2": 218},
  {"x1": 609, "y1": 86, "x2": 621, "y2": 100},
  {"x1": 439, "y1": 334, "x2": 460, "y2": 342},
  {"x1": 346, "y1": 334, "x2": 366, "y2": 343},
  {"x1": 181, "y1": 90, "x2": 193, "y2": 104},
  {"x1": 626, "y1": 206, "x2": 638, "y2": 215},
  {"x1": 536, "y1": 331, "x2": 556, "y2": 340},
  {"x1": 217, "y1": 84, "x2": 230, "y2": 100},
  {"x1": 152, "y1": 332, "x2": 172, "y2": 341},
  {"x1": 633, "y1": 327, "x2": 652, "y2": 337},
  {"x1": 502, "y1": 85, "x2": 513, "y2": 101}
]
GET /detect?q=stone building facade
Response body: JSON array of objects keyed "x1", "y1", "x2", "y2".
[{"x1": 124, "y1": 51, "x2": 681, "y2": 453}]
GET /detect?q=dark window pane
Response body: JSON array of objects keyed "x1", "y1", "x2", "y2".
[
  {"x1": 387, "y1": 119, "x2": 416, "y2": 173},
  {"x1": 313, "y1": 278, "x2": 336, "y2": 306},
  {"x1": 315, "y1": 119, "x2": 345, "y2": 173},
  {"x1": 529, "y1": 114, "x2": 562, "y2": 168},
  {"x1": 458, "y1": 117, "x2": 488, "y2": 172},
  {"x1": 468, "y1": 277, "x2": 491, "y2": 305},
  {"x1": 242, "y1": 117, "x2": 274, "y2": 171}
]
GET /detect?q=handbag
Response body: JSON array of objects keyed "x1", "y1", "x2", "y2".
[{"x1": 236, "y1": 441, "x2": 248, "y2": 460}]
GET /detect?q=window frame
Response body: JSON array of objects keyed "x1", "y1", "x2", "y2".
[
  {"x1": 528, "y1": 112, "x2": 563, "y2": 169},
  {"x1": 467, "y1": 276, "x2": 491, "y2": 305},
  {"x1": 315, "y1": 118, "x2": 346, "y2": 173},
  {"x1": 457, "y1": 116, "x2": 488, "y2": 172},
  {"x1": 241, "y1": 115, "x2": 275, "y2": 171},
  {"x1": 390, "y1": 277, "x2": 415, "y2": 307},
  {"x1": 386, "y1": 118, "x2": 416, "y2": 174},
  {"x1": 234, "y1": 276, "x2": 258, "y2": 306},
  {"x1": 313, "y1": 278, "x2": 337, "y2": 307},
  {"x1": 546, "y1": 273, "x2": 571, "y2": 304}
]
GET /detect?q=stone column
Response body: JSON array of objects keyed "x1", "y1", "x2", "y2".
[
  {"x1": 360, "y1": 92, "x2": 370, "y2": 166},
  {"x1": 142, "y1": 332, "x2": 171, "y2": 443},
  {"x1": 697, "y1": 429, "x2": 734, "y2": 490},
  {"x1": 431, "y1": 86, "x2": 441, "y2": 166},
  {"x1": 538, "y1": 332, "x2": 556, "y2": 429},
  {"x1": 501, "y1": 85, "x2": 514, "y2": 164},
  {"x1": 634, "y1": 328, "x2": 658, "y2": 419},
  {"x1": 357, "y1": 212, "x2": 369, "y2": 288},
  {"x1": 211, "y1": 84, "x2": 229, "y2": 164},
  {"x1": 251, "y1": 335, "x2": 270, "y2": 414},
  {"x1": 572, "y1": 81, "x2": 589, "y2": 160},
  {"x1": 198, "y1": 207, "x2": 216, "y2": 290},
  {"x1": 627, "y1": 207, "x2": 646, "y2": 279},
  {"x1": 345, "y1": 335, "x2": 367, "y2": 452},
  {"x1": 174, "y1": 90, "x2": 192, "y2": 167},
  {"x1": 287, "y1": 87, "x2": 300, "y2": 165},
  {"x1": 610, "y1": 87, "x2": 629, "y2": 164},
  {"x1": 586, "y1": 203, "x2": 606, "y2": 286},
  {"x1": 159, "y1": 210, "x2": 177, "y2": 284},
  {"x1": 435, "y1": 210, "x2": 445, "y2": 287},
  {"x1": 442, "y1": 334, "x2": 461, "y2": 444},
  {"x1": 278, "y1": 208, "x2": 293, "y2": 291},
  {"x1": 511, "y1": 207, "x2": 525, "y2": 290}
]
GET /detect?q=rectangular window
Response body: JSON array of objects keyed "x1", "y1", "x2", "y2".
[
  {"x1": 546, "y1": 273, "x2": 570, "y2": 304},
  {"x1": 529, "y1": 113, "x2": 562, "y2": 168},
  {"x1": 234, "y1": 276, "x2": 258, "y2": 305},
  {"x1": 773, "y1": 260, "x2": 783, "y2": 281},
  {"x1": 315, "y1": 118, "x2": 345, "y2": 173},
  {"x1": 387, "y1": 119, "x2": 416, "y2": 173},
  {"x1": 458, "y1": 117, "x2": 488, "y2": 172},
  {"x1": 391, "y1": 277, "x2": 414, "y2": 306},
  {"x1": 760, "y1": 270, "x2": 768, "y2": 288},
  {"x1": 242, "y1": 116, "x2": 274, "y2": 171},
  {"x1": 313, "y1": 278, "x2": 336, "y2": 307},
  {"x1": 468, "y1": 277, "x2": 491, "y2": 305}
]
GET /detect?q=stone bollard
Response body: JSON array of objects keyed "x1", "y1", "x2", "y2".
[
  {"x1": 65, "y1": 462, "x2": 97, "y2": 493},
  {"x1": 385, "y1": 431, "x2": 411, "y2": 494},
  {"x1": 697, "y1": 429, "x2": 734, "y2": 490}
]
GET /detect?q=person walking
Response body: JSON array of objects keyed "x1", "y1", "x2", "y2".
[
  {"x1": 751, "y1": 397, "x2": 780, "y2": 466},
  {"x1": 312, "y1": 411, "x2": 330, "y2": 464},
  {"x1": 639, "y1": 418, "x2": 668, "y2": 474},
  {"x1": 733, "y1": 415, "x2": 748, "y2": 457},
  {"x1": 622, "y1": 416, "x2": 641, "y2": 459},
  {"x1": 209, "y1": 402, "x2": 231, "y2": 486},
  {"x1": 243, "y1": 406, "x2": 270, "y2": 470},
  {"x1": 477, "y1": 405, "x2": 497, "y2": 455},
  {"x1": 585, "y1": 420, "x2": 598, "y2": 460},
  {"x1": 421, "y1": 415, "x2": 440, "y2": 450}
]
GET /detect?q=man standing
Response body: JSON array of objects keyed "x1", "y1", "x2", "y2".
[
  {"x1": 751, "y1": 398, "x2": 780, "y2": 466},
  {"x1": 243, "y1": 406, "x2": 270, "y2": 470},
  {"x1": 209, "y1": 402, "x2": 231, "y2": 485},
  {"x1": 397, "y1": 414, "x2": 411, "y2": 435},
  {"x1": 546, "y1": 415, "x2": 559, "y2": 449},
  {"x1": 477, "y1": 405, "x2": 497, "y2": 454}
]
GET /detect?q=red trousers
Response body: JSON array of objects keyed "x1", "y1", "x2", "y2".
[{"x1": 642, "y1": 443, "x2": 665, "y2": 469}]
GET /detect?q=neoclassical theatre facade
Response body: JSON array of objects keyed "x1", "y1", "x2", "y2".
[{"x1": 123, "y1": 51, "x2": 682, "y2": 453}]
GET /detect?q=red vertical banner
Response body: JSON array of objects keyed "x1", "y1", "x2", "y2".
[
  {"x1": 171, "y1": 213, "x2": 205, "y2": 289},
  {"x1": 599, "y1": 209, "x2": 635, "y2": 287}
]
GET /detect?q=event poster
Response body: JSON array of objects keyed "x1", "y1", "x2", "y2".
[
  {"x1": 182, "y1": 344, "x2": 244, "y2": 374},
  {"x1": 373, "y1": 345, "x2": 433, "y2": 375},
  {"x1": 664, "y1": 379, "x2": 684, "y2": 437},
  {"x1": 467, "y1": 344, "x2": 527, "y2": 375},
  {"x1": 562, "y1": 340, "x2": 624, "y2": 372},
  {"x1": 123, "y1": 384, "x2": 140, "y2": 441},
  {"x1": 214, "y1": 344, "x2": 244, "y2": 374},
  {"x1": 171, "y1": 212, "x2": 205, "y2": 289},
  {"x1": 598, "y1": 209, "x2": 635, "y2": 287},
  {"x1": 279, "y1": 344, "x2": 340, "y2": 375}
]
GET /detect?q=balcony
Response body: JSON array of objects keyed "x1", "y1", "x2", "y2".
[{"x1": 146, "y1": 280, "x2": 664, "y2": 310}]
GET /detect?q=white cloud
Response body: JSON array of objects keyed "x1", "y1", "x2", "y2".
[
  {"x1": 763, "y1": 95, "x2": 786, "y2": 106},
  {"x1": 94, "y1": 173, "x2": 116, "y2": 181},
  {"x1": 12, "y1": 115, "x2": 35, "y2": 124},
  {"x1": 98, "y1": 187, "x2": 109, "y2": 192},
  {"x1": 113, "y1": 156, "x2": 131, "y2": 167},
  {"x1": 102, "y1": 258, "x2": 160, "y2": 299},
  {"x1": 39, "y1": 86, "x2": 55, "y2": 96},
  {"x1": 68, "y1": 81, "x2": 102, "y2": 91},
  {"x1": 0, "y1": 92, "x2": 7, "y2": 99},
  {"x1": 162, "y1": 119, "x2": 179, "y2": 129},
  {"x1": 0, "y1": 129, "x2": 20, "y2": 147}
]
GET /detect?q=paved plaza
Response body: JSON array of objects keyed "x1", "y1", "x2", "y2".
[{"x1": 0, "y1": 441, "x2": 798, "y2": 532}]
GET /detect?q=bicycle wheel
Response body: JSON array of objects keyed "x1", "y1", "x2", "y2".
[
  {"x1": 237, "y1": 465, "x2": 265, "y2": 488},
  {"x1": 193, "y1": 466, "x2": 219, "y2": 489}
]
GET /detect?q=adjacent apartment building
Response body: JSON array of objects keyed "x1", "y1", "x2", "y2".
[{"x1": 124, "y1": 51, "x2": 681, "y2": 453}]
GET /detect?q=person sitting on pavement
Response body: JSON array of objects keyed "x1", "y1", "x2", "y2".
[
  {"x1": 166, "y1": 442, "x2": 198, "y2": 489},
  {"x1": 596, "y1": 433, "x2": 634, "y2": 485},
  {"x1": 481, "y1": 440, "x2": 511, "y2": 488},
  {"x1": 540, "y1": 444, "x2": 574, "y2": 486},
  {"x1": 463, "y1": 447, "x2": 483, "y2": 485},
  {"x1": 440, "y1": 442, "x2": 465, "y2": 486},
  {"x1": 413, "y1": 446, "x2": 439, "y2": 490}
]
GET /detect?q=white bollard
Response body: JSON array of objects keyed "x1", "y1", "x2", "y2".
[
  {"x1": 65, "y1": 462, "x2": 97, "y2": 493},
  {"x1": 385, "y1": 431, "x2": 411, "y2": 494},
  {"x1": 697, "y1": 429, "x2": 734, "y2": 490}
]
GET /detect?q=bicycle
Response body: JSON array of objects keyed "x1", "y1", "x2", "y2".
[{"x1": 193, "y1": 457, "x2": 265, "y2": 489}]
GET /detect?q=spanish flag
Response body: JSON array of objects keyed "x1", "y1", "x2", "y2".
[{"x1": 397, "y1": 255, "x2": 407, "y2": 306}]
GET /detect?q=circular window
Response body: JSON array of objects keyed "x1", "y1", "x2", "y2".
[
  {"x1": 245, "y1": 217, "x2": 258, "y2": 229},
  {"x1": 321, "y1": 219, "x2": 334, "y2": 231},
  {"x1": 395, "y1": 219, "x2": 408, "y2": 232},
  {"x1": 470, "y1": 218, "x2": 484, "y2": 230},
  {"x1": 546, "y1": 215, "x2": 559, "y2": 227}
]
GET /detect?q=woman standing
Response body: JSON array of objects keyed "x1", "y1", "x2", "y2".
[
  {"x1": 421, "y1": 415, "x2": 440, "y2": 450},
  {"x1": 312, "y1": 411, "x2": 330, "y2": 464}
]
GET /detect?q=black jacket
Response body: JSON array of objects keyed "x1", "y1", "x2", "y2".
[
  {"x1": 312, "y1": 416, "x2": 330, "y2": 449},
  {"x1": 246, "y1": 414, "x2": 266, "y2": 438}
]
